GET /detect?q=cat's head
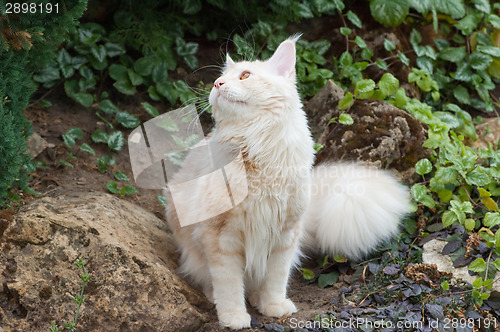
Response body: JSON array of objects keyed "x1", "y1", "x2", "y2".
[{"x1": 209, "y1": 36, "x2": 301, "y2": 122}]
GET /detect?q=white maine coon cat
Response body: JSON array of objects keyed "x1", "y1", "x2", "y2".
[{"x1": 165, "y1": 36, "x2": 411, "y2": 329}]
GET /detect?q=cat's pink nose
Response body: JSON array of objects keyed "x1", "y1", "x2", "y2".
[{"x1": 214, "y1": 80, "x2": 225, "y2": 89}]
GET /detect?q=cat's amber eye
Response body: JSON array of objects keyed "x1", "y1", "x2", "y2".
[{"x1": 240, "y1": 71, "x2": 251, "y2": 80}]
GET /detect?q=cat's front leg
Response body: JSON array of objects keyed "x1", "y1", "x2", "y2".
[
  {"x1": 206, "y1": 237, "x2": 250, "y2": 329},
  {"x1": 251, "y1": 227, "x2": 300, "y2": 317}
]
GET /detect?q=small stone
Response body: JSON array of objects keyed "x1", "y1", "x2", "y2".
[{"x1": 25, "y1": 133, "x2": 48, "y2": 158}]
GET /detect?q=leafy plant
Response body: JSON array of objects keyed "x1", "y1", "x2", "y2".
[
  {"x1": 49, "y1": 258, "x2": 92, "y2": 332},
  {"x1": 0, "y1": 0, "x2": 87, "y2": 207},
  {"x1": 106, "y1": 181, "x2": 137, "y2": 197}
]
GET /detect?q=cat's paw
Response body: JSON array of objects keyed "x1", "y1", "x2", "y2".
[
  {"x1": 259, "y1": 298, "x2": 297, "y2": 317},
  {"x1": 218, "y1": 310, "x2": 251, "y2": 330}
]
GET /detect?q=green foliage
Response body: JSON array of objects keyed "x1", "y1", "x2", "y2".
[
  {"x1": 106, "y1": 181, "x2": 137, "y2": 197},
  {"x1": 49, "y1": 258, "x2": 92, "y2": 332},
  {"x1": 0, "y1": 0, "x2": 87, "y2": 207}
]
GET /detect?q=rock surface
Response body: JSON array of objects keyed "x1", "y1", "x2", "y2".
[
  {"x1": 304, "y1": 80, "x2": 428, "y2": 183},
  {"x1": 422, "y1": 239, "x2": 500, "y2": 293},
  {"x1": 469, "y1": 117, "x2": 500, "y2": 149},
  {"x1": 0, "y1": 191, "x2": 209, "y2": 332},
  {"x1": 25, "y1": 132, "x2": 49, "y2": 158}
]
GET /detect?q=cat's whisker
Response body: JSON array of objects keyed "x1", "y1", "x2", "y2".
[{"x1": 192, "y1": 65, "x2": 223, "y2": 75}]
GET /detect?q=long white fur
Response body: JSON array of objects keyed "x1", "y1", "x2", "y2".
[
  {"x1": 301, "y1": 163, "x2": 411, "y2": 259},
  {"x1": 166, "y1": 36, "x2": 411, "y2": 329}
]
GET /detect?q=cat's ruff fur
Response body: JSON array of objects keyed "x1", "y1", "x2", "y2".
[{"x1": 165, "y1": 37, "x2": 410, "y2": 329}]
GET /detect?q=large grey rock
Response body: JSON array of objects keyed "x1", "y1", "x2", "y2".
[
  {"x1": 0, "y1": 191, "x2": 208, "y2": 331},
  {"x1": 304, "y1": 80, "x2": 428, "y2": 182},
  {"x1": 422, "y1": 239, "x2": 500, "y2": 293}
]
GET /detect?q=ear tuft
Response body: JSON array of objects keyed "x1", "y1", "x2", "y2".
[
  {"x1": 267, "y1": 37, "x2": 298, "y2": 78},
  {"x1": 225, "y1": 53, "x2": 235, "y2": 68}
]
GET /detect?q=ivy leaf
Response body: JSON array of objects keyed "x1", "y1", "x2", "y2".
[
  {"x1": 470, "y1": 52, "x2": 493, "y2": 71},
  {"x1": 127, "y1": 69, "x2": 143, "y2": 86},
  {"x1": 493, "y1": 259, "x2": 500, "y2": 271},
  {"x1": 58, "y1": 51, "x2": 74, "y2": 78},
  {"x1": 104, "y1": 42, "x2": 125, "y2": 57},
  {"x1": 59, "y1": 160, "x2": 74, "y2": 168},
  {"x1": 98, "y1": 99, "x2": 119, "y2": 114},
  {"x1": 90, "y1": 44, "x2": 107, "y2": 63},
  {"x1": 434, "y1": 0, "x2": 465, "y2": 19},
  {"x1": 438, "y1": 47, "x2": 466, "y2": 63},
  {"x1": 466, "y1": 167, "x2": 490, "y2": 186},
  {"x1": 354, "y1": 79, "x2": 375, "y2": 98},
  {"x1": 134, "y1": 57, "x2": 155, "y2": 76},
  {"x1": 33, "y1": 65, "x2": 60, "y2": 84},
  {"x1": 482, "y1": 197, "x2": 499, "y2": 211},
  {"x1": 318, "y1": 272, "x2": 339, "y2": 288},
  {"x1": 417, "y1": 56, "x2": 434, "y2": 74},
  {"x1": 313, "y1": 143, "x2": 324, "y2": 152},
  {"x1": 409, "y1": 28, "x2": 422, "y2": 48},
  {"x1": 434, "y1": 167, "x2": 458, "y2": 184},
  {"x1": 339, "y1": 51, "x2": 353, "y2": 66},
  {"x1": 114, "y1": 171, "x2": 130, "y2": 181},
  {"x1": 109, "y1": 64, "x2": 128, "y2": 81},
  {"x1": 107, "y1": 131, "x2": 125, "y2": 151},
  {"x1": 375, "y1": 60, "x2": 388, "y2": 70},
  {"x1": 411, "y1": 184, "x2": 435, "y2": 208},
  {"x1": 121, "y1": 185, "x2": 138, "y2": 196},
  {"x1": 339, "y1": 113, "x2": 354, "y2": 125},
  {"x1": 476, "y1": 46, "x2": 500, "y2": 57},
  {"x1": 415, "y1": 158, "x2": 432, "y2": 175},
  {"x1": 397, "y1": 52, "x2": 410, "y2": 66},
  {"x1": 437, "y1": 189, "x2": 453, "y2": 203},
  {"x1": 489, "y1": 14, "x2": 500, "y2": 29},
  {"x1": 91, "y1": 129, "x2": 109, "y2": 144},
  {"x1": 464, "y1": 218, "x2": 475, "y2": 231},
  {"x1": 62, "y1": 127, "x2": 83, "y2": 148},
  {"x1": 299, "y1": 268, "x2": 315, "y2": 280},
  {"x1": 370, "y1": 0, "x2": 409, "y2": 27},
  {"x1": 115, "y1": 111, "x2": 141, "y2": 129},
  {"x1": 346, "y1": 10, "x2": 362, "y2": 28},
  {"x1": 384, "y1": 38, "x2": 396, "y2": 51},
  {"x1": 106, "y1": 181, "x2": 120, "y2": 194},
  {"x1": 79, "y1": 143, "x2": 95, "y2": 156},
  {"x1": 340, "y1": 27, "x2": 352, "y2": 36},
  {"x1": 354, "y1": 36, "x2": 367, "y2": 48},
  {"x1": 472, "y1": 0, "x2": 490, "y2": 13},
  {"x1": 453, "y1": 85, "x2": 470, "y2": 105},
  {"x1": 484, "y1": 212, "x2": 500, "y2": 227},
  {"x1": 378, "y1": 73, "x2": 399, "y2": 96},
  {"x1": 338, "y1": 92, "x2": 354, "y2": 110},
  {"x1": 97, "y1": 155, "x2": 115, "y2": 173},
  {"x1": 113, "y1": 80, "x2": 136, "y2": 95},
  {"x1": 291, "y1": 2, "x2": 314, "y2": 18},
  {"x1": 141, "y1": 102, "x2": 159, "y2": 117},
  {"x1": 442, "y1": 210, "x2": 457, "y2": 228},
  {"x1": 393, "y1": 88, "x2": 408, "y2": 108},
  {"x1": 469, "y1": 258, "x2": 487, "y2": 273},
  {"x1": 455, "y1": 14, "x2": 480, "y2": 35}
]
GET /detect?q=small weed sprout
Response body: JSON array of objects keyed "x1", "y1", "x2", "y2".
[{"x1": 49, "y1": 258, "x2": 92, "y2": 332}]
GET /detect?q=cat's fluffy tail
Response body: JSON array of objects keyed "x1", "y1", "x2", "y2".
[{"x1": 301, "y1": 163, "x2": 411, "y2": 260}]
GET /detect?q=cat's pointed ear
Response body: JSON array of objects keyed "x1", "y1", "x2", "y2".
[
  {"x1": 267, "y1": 39, "x2": 297, "y2": 79},
  {"x1": 225, "y1": 53, "x2": 235, "y2": 68}
]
